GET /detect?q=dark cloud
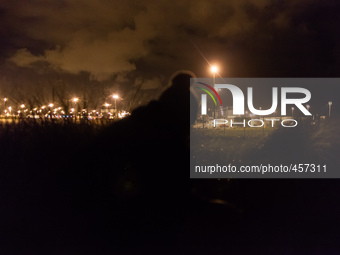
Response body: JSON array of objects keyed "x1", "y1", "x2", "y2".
[
  {"x1": 1, "y1": 0, "x2": 340, "y2": 100},
  {"x1": 3, "y1": 1, "x2": 152, "y2": 81}
]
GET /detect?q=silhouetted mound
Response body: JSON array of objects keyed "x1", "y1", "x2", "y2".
[
  {"x1": 78, "y1": 71, "x2": 199, "y2": 245},
  {"x1": 0, "y1": 71, "x2": 205, "y2": 253}
]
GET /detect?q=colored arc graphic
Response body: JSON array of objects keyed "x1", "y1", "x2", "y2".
[
  {"x1": 196, "y1": 87, "x2": 217, "y2": 105},
  {"x1": 197, "y1": 82, "x2": 223, "y2": 106}
]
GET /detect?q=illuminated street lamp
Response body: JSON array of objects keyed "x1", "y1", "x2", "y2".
[
  {"x1": 112, "y1": 94, "x2": 119, "y2": 119},
  {"x1": 73, "y1": 98, "x2": 79, "y2": 122},
  {"x1": 211, "y1": 66, "x2": 218, "y2": 119},
  {"x1": 211, "y1": 65, "x2": 218, "y2": 89},
  {"x1": 19, "y1": 104, "x2": 25, "y2": 118},
  {"x1": 211, "y1": 65, "x2": 218, "y2": 75},
  {"x1": 31, "y1": 108, "x2": 37, "y2": 119},
  {"x1": 104, "y1": 103, "x2": 110, "y2": 118},
  {"x1": 47, "y1": 103, "x2": 54, "y2": 119},
  {"x1": 3, "y1": 98, "x2": 7, "y2": 117},
  {"x1": 328, "y1": 101, "x2": 332, "y2": 117}
]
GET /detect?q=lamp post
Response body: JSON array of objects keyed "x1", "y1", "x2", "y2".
[
  {"x1": 20, "y1": 104, "x2": 25, "y2": 119},
  {"x1": 104, "y1": 103, "x2": 110, "y2": 119},
  {"x1": 48, "y1": 103, "x2": 54, "y2": 120},
  {"x1": 211, "y1": 65, "x2": 218, "y2": 85},
  {"x1": 211, "y1": 65, "x2": 218, "y2": 119},
  {"x1": 112, "y1": 94, "x2": 118, "y2": 119},
  {"x1": 3, "y1": 98, "x2": 7, "y2": 117},
  {"x1": 73, "y1": 98, "x2": 78, "y2": 123}
]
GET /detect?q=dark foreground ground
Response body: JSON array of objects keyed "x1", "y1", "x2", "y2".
[
  {"x1": 0, "y1": 117, "x2": 339, "y2": 255},
  {"x1": 1, "y1": 72, "x2": 340, "y2": 254}
]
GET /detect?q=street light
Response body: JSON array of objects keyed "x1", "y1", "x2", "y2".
[
  {"x1": 3, "y1": 98, "x2": 7, "y2": 117},
  {"x1": 73, "y1": 98, "x2": 78, "y2": 122},
  {"x1": 20, "y1": 104, "x2": 25, "y2": 118},
  {"x1": 47, "y1": 103, "x2": 54, "y2": 119},
  {"x1": 211, "y1": 65, "x2": 218, "y2": 88},
  {"x1": 104, "y1": 103, "x2": 110, "y2": 118},
  {"x1": 328, "y1": 101, "x2": 332, "y2": 117},
  {"x1": 211, "y1": 65, "x2": 218, "y2": 74},
  {"x1": 211, "y1": 66, "x2": 218, "y2": 119},
  {"x1": 112, "y1": 94, "x2": 119, "y2": 119}
]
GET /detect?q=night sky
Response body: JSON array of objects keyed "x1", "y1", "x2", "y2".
[{"x1": 1, "y1": 0, "x2": 340, "y2": 109}]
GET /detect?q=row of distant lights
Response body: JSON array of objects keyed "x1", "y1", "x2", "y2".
[{"x1": 2, "y1": 94, "x2": 120, "y2": 115}]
